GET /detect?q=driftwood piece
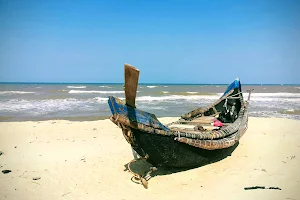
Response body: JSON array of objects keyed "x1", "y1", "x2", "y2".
[
  {"x1": 244, "y1": 186, "x2": 281, "y2": 190},
  {"x1": 2, "y1": 170, "x2": 11, "y2": 174},
  {"x1": 124, "y1": 64, "x2": 140, "y2": 108}
]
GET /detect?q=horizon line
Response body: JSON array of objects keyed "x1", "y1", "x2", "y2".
[{"x1": 0, "y1": 81, "x2": 300, "y2": 86}]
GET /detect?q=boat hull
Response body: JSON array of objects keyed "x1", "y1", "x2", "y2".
[{"x1": 131, "y1": 128, "x2": 238, "y2": 168}]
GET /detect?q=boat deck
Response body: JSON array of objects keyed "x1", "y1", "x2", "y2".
[{"x1": 167, "y1": 116, "x2": 231, "y2": 133}]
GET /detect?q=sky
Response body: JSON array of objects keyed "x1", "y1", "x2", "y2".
[{"x1": 0, "y1": 0, "x2": 299, "y2": 84}]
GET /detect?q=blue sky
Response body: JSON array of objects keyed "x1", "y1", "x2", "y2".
[{"x1": 0, "y1": 0, "x2": 299, "y2": 84}]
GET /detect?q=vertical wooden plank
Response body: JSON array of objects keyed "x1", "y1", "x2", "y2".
[
  {"x1": 247, "y1": 89, "x2": 254, "y2": 101},
  {"x1": 124, "y1": 64, "x2": 140, "y2": 108}
]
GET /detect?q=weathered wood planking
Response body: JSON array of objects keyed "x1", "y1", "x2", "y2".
[{"x1": 124, "y1": 64, "x2": 140, "y2": 108}]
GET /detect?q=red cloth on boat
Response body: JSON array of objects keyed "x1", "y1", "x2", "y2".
[{"x1": 213, "y1": 120, "x2": 224, "y2": 127}]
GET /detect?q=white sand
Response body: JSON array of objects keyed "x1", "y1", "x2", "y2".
[{"x1": 0, "y1": 117, "x2": 300, "y2": 200}]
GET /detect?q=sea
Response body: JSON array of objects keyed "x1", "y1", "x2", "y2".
[{"x1": 0, "y1": 83, "x2": 300, "y2": 121}]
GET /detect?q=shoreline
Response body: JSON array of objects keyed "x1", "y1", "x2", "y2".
[
  {"x1": 1, "y1": 115, "x2": 300, "y2": 123},
  {"x1": 1, "y1": 117, "x2": 299, "y2": 199},
  {"x1": 0, "y1": 115, "x2": 111, "y2": 122}
]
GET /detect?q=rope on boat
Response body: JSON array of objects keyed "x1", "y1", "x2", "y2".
[
  {"x1": 211, "y1": 130, "x2": 217, "y2": 140},
  {"x1": 226, "y1": 91, "x2": 243, "y2": 99},
  {"x1": 119, "y1": 124, "x2": 135, "y2": 145},
  {"x1": 177, "y1": 130, "x2": 181, "y2": 139},
  {"x1": 226, "y1": 96, "x2": 241, "y2": 99},
  {"x1": 224, "y1": 98, "x2": 228, "y2": 110}
]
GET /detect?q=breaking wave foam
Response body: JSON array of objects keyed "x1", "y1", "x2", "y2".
[
  {"x1": 244, "y1": 93, "x2": 300, "y2": 102},
  {"x1": 0, "y1": 91, "x2": 35, "y2": 95},
  {"x1": 136, "y1": 95, "x2": 219, "y2": 101},
  {"x1": 67, "y1": 86, "x2": 87, "y2": 89},
  {"x1": 250, "y1": 93, "x2": 300, "y2": 97},
  {"x1": 69, "y1": 90, "x2": 124, "y2": 94},
  {"x1": 99, "y1": 86, "x2": 112, "y2": 88},
  {"x1": 0, "y1": 97, "x2": 111, "y2": 114}
]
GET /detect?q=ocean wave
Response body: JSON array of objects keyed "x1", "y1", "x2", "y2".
[
  {"x1": 69, "y1": 90, "x2": 124, "y2": 94},
  {"x1": 93, "y1": 94, "x2": 219, "y2": 102},
  {"x1": 93, "y1": 97, "x2": 125, "y2": 102},
  {"x1": 243, "y1": 93, "x2": 300, "y2": 102},
  {"x1": 1, "y1": 95, "x2": 299, "y2": 121},
  {"x1": 163, "y1": 91, "x2": 169, "y2": 94},
  {"x1": 139, "y1": 105, "x2": 167, "y2": 110},
  {"x1": 134, "y1": 93, "x2": 300, "y2": 104},
  {"x1": 147, "y1": 86, "x2": 157, "y2": 88},
  {"x1": 248, "y1": 93, "x2": 300, "y2": 97},
  {"x1": 280, "y1": 109, "x2": 300, "y2": 115},
  {"x1": 0, "y1": 91, "x2": 35, "y2": 95},
  {"x1": 0, "y1": 98, "x2": 108, "y2": 114},
  {"x1": 99, "y1": 86, "x2": 112, "y2": 88},
  {"x1": 249, "y1": 111, "x2": 300, "y2": 120},
  {"x1": 165, "y1": 92, "x2": 219, "y2": 96},
  {"x1": 136, "y1": 95, "x2": 219, "y2": 101},
  {"x1": 0, "y1": 98, "x2": 79, "y2": 114},
  {"x1": 67, "y1": 86, "x2": 87, "y2": 89},
  {"x1": 250, "y1": 97, "x2": 300, "y2": 102},
  {"x1": 94, "y1": 97, "x2": 109, "y2": 102}
]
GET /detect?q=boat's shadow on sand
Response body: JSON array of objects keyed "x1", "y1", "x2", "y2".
[{"x1": 124, "y1": 142, "x2": 239, "y2": 178}]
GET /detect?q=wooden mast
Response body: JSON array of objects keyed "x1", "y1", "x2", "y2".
[{"x1": 124, "y1": 64, "x2": 140, "y2": 108}]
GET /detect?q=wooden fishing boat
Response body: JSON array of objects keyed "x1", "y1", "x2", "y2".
[{"x1": 108, "y1": 64, "x2": 252, "y2": 187}]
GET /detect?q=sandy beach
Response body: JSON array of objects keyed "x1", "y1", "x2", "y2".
[{"x1": 1, "y1": 117, "x2": 300, "y2": 200}]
